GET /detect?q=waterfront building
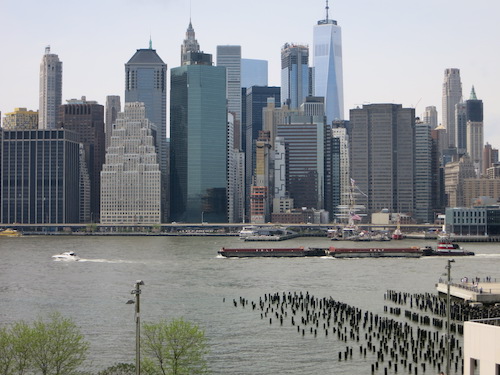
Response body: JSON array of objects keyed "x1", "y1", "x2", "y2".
[
  {"x1": 227, "y1": 112, "x2": 245, "y2": 223},
  {"x1": 250, "y1": 131, "x2": 272, "y2": 223},
  {"x1": 445, "y1": 206, "x2": 500, "y2": 236},
  {"x1": 105, "y1": 95, "x2": 121, "y2": 150},
  {"x1": 444, "y1": 155, "x2": 476, "y2": 207},
  {"x1": 125, "y1": 42, "x2": 168, "y2": 222},
  {"x1": 422, "y1": 106, "x2": 438, "y2": 129},
  {"x1": 58, "y1": 97, "x2": 105, "y2": 222},
  {"x1": 313, "y1": 1, "x2": 344, "y2": 122},
  {"x1": 442, "y1": 68, "x2": 462, "y2": 148},
  {"x1": 349, "y1": 104, "x2": 415, "y2": 215},
  {"x1": 100, "y1": 102, "x2": 161, "y2": 224},
  {"x1": 241, "y1": 59, "x2": 268, "y2": 88},
  {"x1": 39, "y1": 46, "x2": 62, "y2": 129},
  {"x1": 415, "y1": 121, "x2": 433, "y2": 223},
  {"x1": 281, "y1": 43, "x2": 309, "y2": 109},
  {"x1": 455, "y1": 102, "x2": 467, "y2": 155},
  {"x1": 170, "y1": 51, "x2": 228, "y2": 223},
  {"x1": 2, "y1": 108, "x2": 38, "y2": 130},
  {"x1": 1, "y1": 129, "x2": 80, "y2": 224},
  {"x1": 464, "y1": 318, "x2": 500, "y2": 375},
  {"x1": 430, "y1": 128, "x2": 446, "y2": 215},
  {"x1": 217, "y1": 45, "x2": 242, "y2": 149},
  {"x1": 332, "y1": 122, "x2": 350, "y2": 208},
  {"x1": 181, "y1": 20, "x2": 200, "y2": 66}
]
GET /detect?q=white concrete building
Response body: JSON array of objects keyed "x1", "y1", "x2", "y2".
[
  {"x1": 464, "y1": 318, "x2": 500, "y2": 375},
  {"x1": 100, "y1": 102, "x2": 161, "y2": 224}
]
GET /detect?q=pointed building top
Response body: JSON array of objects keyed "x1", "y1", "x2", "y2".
[
  {"x1": 181, "y1": 19, "x2": 201, "y2": 65},
  {"x1": 470, "y1": 86, "x2": 477, "y2": 100},
  {"x1": 149, "y1": 35, "x2": 152, "y2": 49},
  {"x1": 326, "y1": 0, "x2": 330, "y2": 21},
  {"x1": 318, "y1": 0, "x2": 337, "y2": 25}
]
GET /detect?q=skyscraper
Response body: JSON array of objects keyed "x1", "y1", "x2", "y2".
[
  {"x1": 350, "y1": 104, "x2": 415, "y2": 215},
  {"x1": 1, "y1": 129, "x2": 80, "y2": 224},
  {"x1": 170, "y1": 51, "x2": 228, "y2": 223},
  {"x1": 313, "y1": 1, "x2": 344, "y2": 123},
  {"x1": 39, "y1": 46, "x2": 62, "y2": 129},
  {"x1": 415, "y1": 121, "x2": 433, "y2": 223},
  {"x1": 105, "y1": 95, "x2": 121, "y2": 150},
  {"x1": 100, "y1": 102, "x2": 161, "y2": 224},
  {"x1": 442, "y1": 68, "x2": 462, "y2": 148},
  {"x1": 422, "y1": 106, "x2": 438, "y2": 129},
  {"x1": 241, "y1": 58, "x2": 268, "y2": 88},
  {"x1": 281, "y1": 43, "x2": 309, "y2": 109},
  {"x1": 217, "y1": 45, "x2": 242, "y2": 149},
  {"x1": 125, "y1": 42, "x2": 168, "y2": 222},
  {"x1": 58, "y1": 97, "x2": 105, "y2": 222},
  {"x1": 181, "y1": 20, "x2": 200, "y2": 66}
]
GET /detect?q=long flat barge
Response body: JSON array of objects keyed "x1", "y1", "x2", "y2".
[
  {"x1": 218, "y1": 247, "x2": 327, "y2": 258},
  {"x1": 329, "y1": 246, "x2": 422, "y2": 258}
]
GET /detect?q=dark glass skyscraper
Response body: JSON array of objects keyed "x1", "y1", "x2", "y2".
[
  {"x1": 125, "y1": 44, "x2": 168, "y2": 222},
  {"x1": 170, "y1": 52, "x2": 228, "y2": 223}
]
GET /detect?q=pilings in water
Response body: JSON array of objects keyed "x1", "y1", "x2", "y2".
[{"x1": 227, "y1": 290, "x2": 468, "y2": 374}]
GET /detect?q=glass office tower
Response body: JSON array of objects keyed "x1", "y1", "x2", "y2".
[{"x1": 170, "y1": 54, "x2": 228, "y2": 223}]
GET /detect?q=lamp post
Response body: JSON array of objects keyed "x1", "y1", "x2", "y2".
[
  {"x1": 127, "y1": 280, "x2": 145, "y2": 375},
  {"x1": 446, "y1": 259, "x2": 455, "y2": 375}
]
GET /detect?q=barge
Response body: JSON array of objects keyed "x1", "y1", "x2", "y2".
[
  {"x1": 218, "y1": 247, "x2": 328, "y2": 258},
  {"x1": 329, "y1": 246, "x2": 422, "y2": 258}
]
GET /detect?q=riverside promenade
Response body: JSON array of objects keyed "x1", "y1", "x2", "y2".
[{"x1": 436, "y1": 278, "x2": 500, "y2": 304}]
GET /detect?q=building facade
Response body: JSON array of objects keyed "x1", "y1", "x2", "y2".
[
  {"x1": 100, "y1": 102, "x2": 161, "y2": 224},
  {"x1": 58, "y1": 97, "x2": 105, "y2": 222},
  {"x1": 217, "y1": 45, "x2": 242, "y2": 149},
  {"x1": 125, "y1": 44, "x2": 168, "y2": 222},
  {"x1": 444, "y1": 155, "x2": 477, "y2": 207},
  {"x1": 1, "y1": 129, "x2": 80, "y2": 224},
  {"x1": 170, "y1": 53, "x2": 228, "y2": 223},
  {"x1": 442, "y1": 68, "x2": 462, "y2": 148},
  {"x1": 313, "y1": 4, "x2": 344, "y2": 122},
  {"x1": 241, "y1": 58, "x2": 268, "y2": 88},
  {"x1": 2, "y1": 108, "x2": 38, "y2": 130},
  {"x1": 39, "y1": 46, "x2": 62, "y2": 130},
  {"x1": 281, "y1": 43, "x2": 309, "y2": 109},
  {"x1": 350, "y1": 104, "x2": 415, "y2": 215},
  {"x1": 415, "y1": 121, "x2": 433, "y2": 222},
  {"x1": 105, "y1": 95, "x2": 121, "y2": 150}
]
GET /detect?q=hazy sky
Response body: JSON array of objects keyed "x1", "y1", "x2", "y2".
[{"x1": 1, "y1": 0, "x2": 500, "y2": 145}]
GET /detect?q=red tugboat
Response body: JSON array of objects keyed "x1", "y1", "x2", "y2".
[{"x1": 421, "y1": 237, "x2": 475, "y2": 256}]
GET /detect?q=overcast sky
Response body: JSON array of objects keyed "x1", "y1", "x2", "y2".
[{"x1": 1, "y1": 0, "x2": 500, "y2": 145}]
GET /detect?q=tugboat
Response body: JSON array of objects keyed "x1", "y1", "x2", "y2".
[{"x1": 421, "y1": 237, "x2": 474, "y2": 256}]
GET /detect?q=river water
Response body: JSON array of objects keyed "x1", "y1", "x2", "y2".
[{"x1": 0, "y1": 235, "x2": 498, "y2": 374}]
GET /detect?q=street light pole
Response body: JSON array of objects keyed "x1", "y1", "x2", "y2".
[
  {"x1": 128, "y1": 280, "x2": 145, "y2": 375},
  {"x1": 446, "y1": 259, "x2": 455, "y2": 375}
]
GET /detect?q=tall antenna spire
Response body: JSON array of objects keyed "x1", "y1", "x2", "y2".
[
  {"x1": 149, "y1": 34, "x2": 152, "y2": 49},
  {"x1": 326, "y1": 0, "x2": 330, "y2": 21}
]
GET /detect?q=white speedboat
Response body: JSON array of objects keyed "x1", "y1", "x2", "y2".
[{"x1": 52, "y1": 251, "x2": 80, "y2": 261}]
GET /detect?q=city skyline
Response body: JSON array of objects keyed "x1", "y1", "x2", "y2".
[{"x1": 1, "y1": 0, "x2": 500, "y2": 143}]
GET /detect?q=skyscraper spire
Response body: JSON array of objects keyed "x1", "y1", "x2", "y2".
[
  {"x1": 181, "y1": 19, "x2": 200, "y2": 65},
  {"x1": 326, "y1": 0, "x2": 330, "y2": 22},
  {"x1": 149, "y1": 35, "x2": 152, "y2": 49},
  {"x1": 470, "y1": 85, "x2": 477, "y2": 100}
]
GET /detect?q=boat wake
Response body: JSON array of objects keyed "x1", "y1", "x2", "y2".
[
  {"x1": 77, "y1": 258, "x2": 139, "y2": 264},
  {"x1": 473, "y1": 253, "x2": 500, "y2": 258}
]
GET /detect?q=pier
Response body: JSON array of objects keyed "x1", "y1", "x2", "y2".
[{"x1": 436, "y1": 280, "x2": 500, "y2": 304}]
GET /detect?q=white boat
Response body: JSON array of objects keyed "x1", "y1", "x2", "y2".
[{"x1": 52, "y1": 251, "x2": 80, "y2": 261}]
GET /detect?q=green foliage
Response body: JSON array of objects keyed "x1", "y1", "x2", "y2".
[
  {"x1": 97, "y1": 363, "x2": 135, "y2": 375},
  {"x1": 0, "y1": 313, "x2": 89, "y2": 375},
  {"x1": 142, "y1": 318, "x2": 209, "y2": 375}
]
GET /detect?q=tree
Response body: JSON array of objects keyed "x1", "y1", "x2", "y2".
[
  {"x1": 0, "y1": 321, "x2": 31, "y2": 375},
  {"x1": 142, "y1": 318, "x2": 209, "y2": 375},
  {"x1": 29, "y1": 312, "x2": 89, "y2": 375}
]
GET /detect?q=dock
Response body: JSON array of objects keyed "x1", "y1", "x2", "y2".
[{"x1": 436, "y1": 281, "x2": 500, "y2": 304}]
